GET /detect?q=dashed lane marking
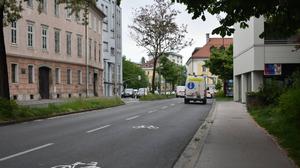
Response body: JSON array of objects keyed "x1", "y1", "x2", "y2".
[
  {"x1": 86, "y1": 125, "x2": 111, "y2": 133},
  {"x1": 126, "y1": 115, "x2": 140, "y2": 121},
  {"x1": 0, "y1": 143, "x2": 54, "y2": 162}
]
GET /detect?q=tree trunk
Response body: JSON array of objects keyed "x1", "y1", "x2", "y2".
[
  {"x1": 151, "y1": 57, "x2": 157, "y2": 94},
  {"x1": 223, "y1": 80, "x2": 227, "y2": 96},
  {"x1": 0, "y1": 8, "x2": 10, "y2": 99}
]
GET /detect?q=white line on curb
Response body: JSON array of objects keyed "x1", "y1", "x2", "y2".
[
  {"x1": 0, "y1": 143, "x2": 54, "y2": 162},
  {"x1": 86, "y1": 125, "x2": 111, "y2": 133},
  {"x1": 126, "y1": 115, "x2": 139, "y2": 121}
]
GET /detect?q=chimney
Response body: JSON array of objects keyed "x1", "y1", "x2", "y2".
[{"x1": 206, "y1": 33, "x2": 210, "y2": 43}]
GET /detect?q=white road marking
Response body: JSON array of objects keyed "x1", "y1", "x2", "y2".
[
  {"x1": 48, "y1": 116, "x2": 64, "y2": 120},
  {"x1": 148, "y1": 109, "x2": 158, "y2": 113},
  {"x1": 86, "y1": 125, "x2": 111, "y2": 133},
  {"x1": 126, "y1": 115, "x2": 139, "y2": 121},
  {"x1": 161, "y1": 106, "x2": 168, "y2": 109},
  {"x1": 170, "y1": 104, "x2": 175, "y2": 106},
  {"x1": 0, "y1": 143, "x2": 54, "y2": 162},
  {"x1": 35, "y1": 119, "x2": 43, "y2": 122}
]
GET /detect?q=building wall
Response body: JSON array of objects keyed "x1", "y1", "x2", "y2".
[
  {"x1": 233, "y1": 16, "x2": 300, "y2": 103},
  {"x1": 186, "y1": 58, "x2": 216, "y2": 85},
  {"x1": 98, "y1": 0, "x2": 122, "y2": 96},
  {"x1": 4, "y1": 1, "x2": 104, "y2": 100}
]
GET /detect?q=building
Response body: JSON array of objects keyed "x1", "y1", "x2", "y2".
[
  {"x1": 186, "y1": 34, "x2": 233, "y2": 85},
  {"x1": 5, "y1": 1, "x2": 105, "y2": 100},
  {"x1": 166, "y1": 52, "x2": 183, "y2": 65},
  {"x1": 97, "y1": 0, "x2": 122, "y2": 96},
  {"x1": 233, "y1": 17, "x2": 300, "y2": 103}
]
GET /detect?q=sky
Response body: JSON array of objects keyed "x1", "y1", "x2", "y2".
[{"x1": 120, "y1": 0, "x2": 225, "y2": 64}]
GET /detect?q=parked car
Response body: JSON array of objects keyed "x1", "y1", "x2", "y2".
[
  {"x1": 122, "y1": 88, "x2": 134, "y2": 98},
  {"x1": 137, "y1": 88, "x2": 148, "y2": 97},
  {"x1": 176, "y1": 86, "x2": 185, "y2": 98}
]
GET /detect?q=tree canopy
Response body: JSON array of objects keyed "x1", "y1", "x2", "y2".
[
  {"x1": 129, "y1": 0, "x2": 191, "y2": 93},
  {"x1": 205, "y1": 45, "x2": 233, "y2": 81},
  {"x1": 122, "y1": 57, "x2": 148, "y2": 89},
  {"x1": 171, "y1": 0, "x2": 300, "y2": 37}
]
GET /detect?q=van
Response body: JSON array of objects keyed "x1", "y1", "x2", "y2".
[
  {"x1": 175, "y1": 86, "x2": 185, "y2": 98},
  {"x1": 184, "y1": 75, "x2": 207, "y2": 104}
]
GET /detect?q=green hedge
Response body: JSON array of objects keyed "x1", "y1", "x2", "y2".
[
  {"x1": 139, "y1": 94, "x2": 176, "y2": 101},
  {"x1": 0, "y1": 97, "x2": 124, "y2": 123}
]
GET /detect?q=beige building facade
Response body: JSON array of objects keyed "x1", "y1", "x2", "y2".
[{"x1": 4, "y1": 1, "x2": 105, "y2": 100}]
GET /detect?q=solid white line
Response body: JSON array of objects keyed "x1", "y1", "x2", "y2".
[
  {"x1": 170, "y1": 104, "x2": 175, "y2": 106},
  {"x1": 126, "y1": 115, "x2": 139, "y2": 121},
  {"x1": 86, "y1": 125, "x2": 111, "y2": 133},
  {"x1": 0, "y1": 143, "x2": 54, "y2": 162}
]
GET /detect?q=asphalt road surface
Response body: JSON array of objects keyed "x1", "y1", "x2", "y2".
[{"x1": 0, "y1": 98, "x2": 212, "y2": 168}]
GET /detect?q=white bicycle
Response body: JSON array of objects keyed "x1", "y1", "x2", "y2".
[{"x1": 51, "y1": 161, "x2": 101, "y2": 168}]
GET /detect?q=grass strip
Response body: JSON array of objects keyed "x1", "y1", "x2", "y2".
[
  {"x1": 249, "y1": 106, "x2": 300, "y2": 166},
  {"x1": 0, "y1": 97, "x2": 124, "y2": 123},
  {"x1": 139, "y1": 94, "x2": 176, "y2": 101}
]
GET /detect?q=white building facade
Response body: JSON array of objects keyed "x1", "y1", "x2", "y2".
[
  {"x1": 233, "y1": 17, "x2": 300, "y2": 103},
  {"x1": 97, "y1": 0, "x2": 122, "y2": 96},
  {"x1": 166, "y1": 52, "x2": 183, "y2": 65}
]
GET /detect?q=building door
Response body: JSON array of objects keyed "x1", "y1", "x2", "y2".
[
  {"x1": 39, "y1": 67, "x2": 50, "y2": 99},
  {"x1": 93, "y1": 73, "x2": 98, "y2": 96}
]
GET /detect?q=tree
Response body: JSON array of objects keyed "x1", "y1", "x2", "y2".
[
  {"x1": 205, "y1": 45, "x2": 233, "y2": 95},
  {"x1": 141, "y1": 57, "x2": 146, "y2": 64},
  {"x1": 0, "y1": 0, "x2": 97, "y2": 99},
  {"x1": 122, "y1": 57, "x2": 148, "y2": 89},
  {"x1": 158, "y1": 55, "x2": 186, "y2": 91},
  {"x1": 171, "y1": 0, "x2": 300, "y2": 38},
  {"x1": 129, "y1": 0, "x2": 192, "y2": 93}
]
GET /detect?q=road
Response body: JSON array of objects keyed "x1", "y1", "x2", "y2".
[{"x1": 0, "y1": 98, "x2": 212, "y2": 168}]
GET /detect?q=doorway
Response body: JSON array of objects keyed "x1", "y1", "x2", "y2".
[
  {"x1": 93, "y1": 73, "x2": 98, "y2": 96},
  {"x1": 39, "y1": 67, "x2": 51, "y2": 99}
]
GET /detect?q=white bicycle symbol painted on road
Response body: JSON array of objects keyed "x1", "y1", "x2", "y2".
[{"x1": 51, "y1": 161, "x2": 101, "y2": 168}]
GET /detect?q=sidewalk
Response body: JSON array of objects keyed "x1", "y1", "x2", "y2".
[{"x1": 195, "y1": 101, "x2": 296, "y2": 168}]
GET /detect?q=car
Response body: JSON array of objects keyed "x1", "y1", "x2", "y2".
[
  {"x1": 137, "y1": 88, "x2": 148, "y2": 98},
  {"x1": 122, "y1": 88, "x2": 134, "y2": 98},
  {"x1": 184, "y1": 75, "x2": 207, "y2": 104}
]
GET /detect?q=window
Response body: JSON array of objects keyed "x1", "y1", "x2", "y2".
[
  {"x1": 202, "y1": 65, "x2": 207, "y2": 72},
  {"x1": 11, "y1": 21, "x2": 17, "y2": 44},
  {"x1": 66, "y1": 6, "x2": 72, "y2": 19},
  {"x1": 41, "y1": 26, "x2": 48, "y2": 50},
  {"x1": 103, "y1": 42, "x2": 108, "y2": 52},
  {"x1": 27, "y1": 0, "x2": 33, "y2": 7},
  {"x1": 27, "y1": 23, "x2": 34, "y2": 48},
  {"x1": 93, "y1": 16, "x2": 97, "y2": 31},
  {"x1": 54, "y1": 29, "x2": 60, "y2": 53},
  {"x1": 11, "y1": 64, "x2": 18, "y2": 83},
  {"x1": 94, "y1": 41, "x2": 97, "y2": 61},
  {"x1": 28, "y1": 65, "x2": 34, "y2": 83},
  {"x1": 54, "y1": 0, "x2": 59, "y2": 16},
  {"x1": 41, "y1": 0, "x2": 47, "y2": 13},
  {"x1": 111, "y1": 47, "x2": 115, "y2": 56},
  {"x1": 55, "y1": 68, "x2": 61, "y2": 84},
  {"x1": 89, "y1": 38, "x2": 92, "y2": 59},
  {"x1": 67, "y1": 69, "x2": 72, "y2": 84},
  {"x1": 103, "y1": 22, "x2": 108, "y2": 31},
  {"x1": 77, "y1": 35, "x2": 82, "y2": 57},
  {"x1": 66, "y1": 32, "x2": 72, "y2": 55},
  {"x1": 77, "y1": 70, "x2": 82, "y2": 84}
]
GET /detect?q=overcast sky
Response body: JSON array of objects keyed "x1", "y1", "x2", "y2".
[{"x1": 120, "y1": 0, "x2": 224, "y2": 64}]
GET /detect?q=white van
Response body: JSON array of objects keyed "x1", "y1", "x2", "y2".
[
  {"x1": 176, "y1": 86, "x2": 185, "y2": 98},
  {"x1": 184, "y1": 75, "x2": 207, "y2": 104}
]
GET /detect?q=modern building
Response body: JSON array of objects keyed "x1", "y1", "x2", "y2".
[
  {"x1": 186, "y1": 34, "x2": 233, "y2": 85},
  {"x1": 166, "y1": 52, "x2": 183, "y2": 65},
  {"x1": 4, "y1": 0, "x2": 105, "y2": 100},
  {"x1": 233, "y1": 17, "x2": 300, "y2": 103},
  {"x1": 97, "y1": 0, "x2": 122, "y2": 96}
]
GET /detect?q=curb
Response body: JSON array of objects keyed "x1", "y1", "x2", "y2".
[{"x1": 173, "y1": 100, "x2": 217, "y2": 168}]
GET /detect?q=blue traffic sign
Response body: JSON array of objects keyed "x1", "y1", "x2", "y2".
[{"x1": 187, "y1": 82, "x2": 195, "y2": 89}]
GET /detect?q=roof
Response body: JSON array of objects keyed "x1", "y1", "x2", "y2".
[{"x1": 192, "y1": 38, "x2": 233, "y2": 59}]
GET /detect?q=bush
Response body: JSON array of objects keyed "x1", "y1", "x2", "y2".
[
  {"x1": 215, "y1": 90, "x2": 225, "y2": 97},
  {"x1": 257, "y1": 80, "x2": 284, "y2": 105},
  {"x1": 0, "y1": 99, "x2": 19, "y2": 120},
  {"x1": 277, "y1": 88, "x2": 300, "y2": 123}
]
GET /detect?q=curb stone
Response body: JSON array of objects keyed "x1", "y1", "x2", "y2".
[{"x1": 173, "y1": 100, "x2": 217, "y2": 168}]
